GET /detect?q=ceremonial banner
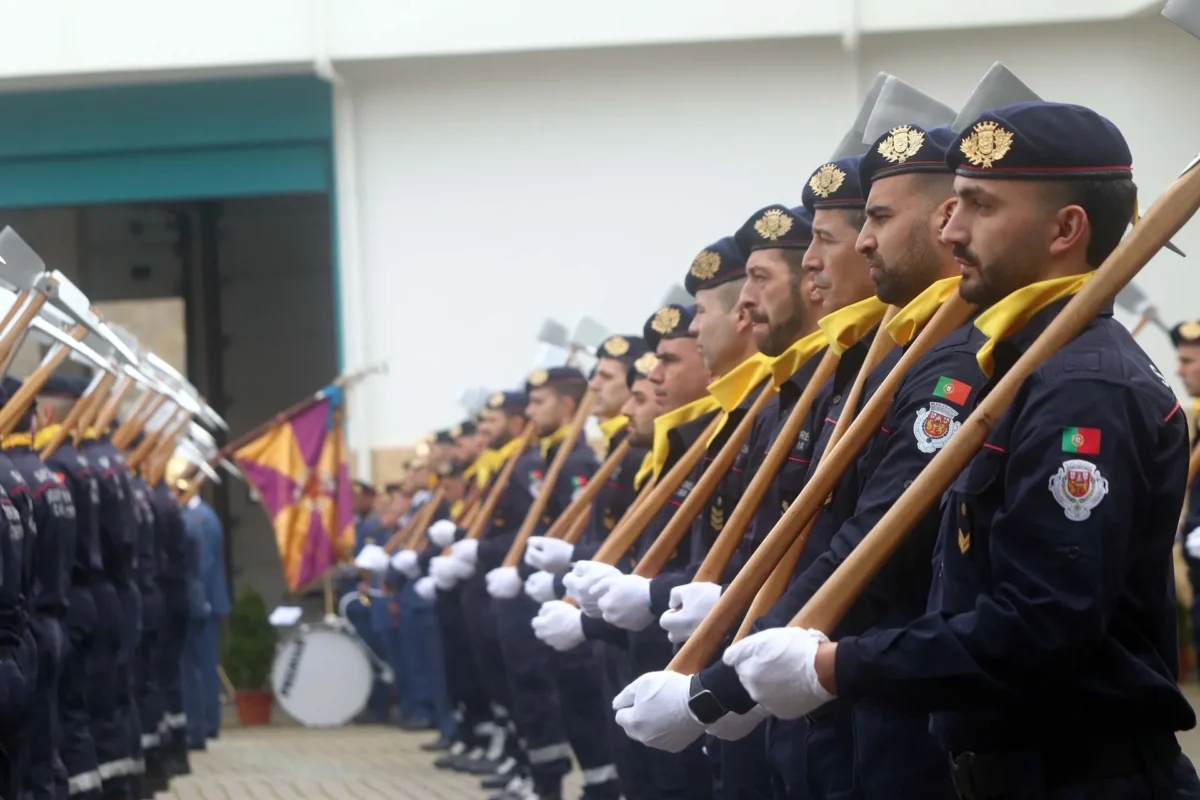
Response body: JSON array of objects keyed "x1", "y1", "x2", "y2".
[{"x1": 235, "y1": 385, "x2": 353, "y2": 591}]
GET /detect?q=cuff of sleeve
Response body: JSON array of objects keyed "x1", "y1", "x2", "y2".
[
  {"x1": 553, "y1": 575, "x2": 567, "y2": 600},
  {"x1": 648, "y1": 572, "x2": 688, "y2": 618},
  {"x1": 418, "y1": 551, "x2": 435, "y2": 571},
  {"x1": 517, "y1": 562, "x2": 535, "y2": 581},
  {"x1": 581, "y1": 613, "x2": 629, "y2": 648},
  {"x1": 699, "y1": 661, "x2": 757, "y2": 716},
  {"x1": 831, "y1": 635, "x2": 868, "y2": 702}
]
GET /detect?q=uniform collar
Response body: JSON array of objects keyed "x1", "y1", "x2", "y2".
[
  {"x1": 650, "y1": 395, "x2": 722, "y2": 484},
  {"x1": 539, "y1": 425, "x2": 571, "y2": 459},
  {"x1": 885, "y1": 276, "x2": 962, "y2": 347},
  {"x1": 633, "y1": 451, "x2": 655, "y2": 490},
  {"x1": 2, "y1": 432, "x2": 32, "y2": 451},
  {"x1": 707, "y1": 352, "x2": 773, "y2": 413},
  {"x1": 34, "y1": 424, "x2": 62, "y2": 452},
  {"x1": 818, "y1": 296, "x2": 889, "y2": 356},
  {"x1": 974, "y1": 272, "x2": 1093, "y2": 376},
  {"x1": 769, "y1": 330, "x2": 827, "y2": 389},
  {"x1": 599, "y1": 415, "x2": 629, "y2": 441}
]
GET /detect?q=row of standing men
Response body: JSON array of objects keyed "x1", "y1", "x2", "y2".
[{"x1": 354, "y1": 82, "x2": 1200, "y2": 800}]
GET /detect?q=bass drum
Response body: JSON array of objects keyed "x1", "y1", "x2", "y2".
[{"x1": 270, "y1": 622, "x2": 374, "y2": 727}]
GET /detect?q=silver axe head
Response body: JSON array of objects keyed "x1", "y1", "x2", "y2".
[
  {"x1": 0, "y1": 228, "x2": 48, "y2": 294},
  {"x1": 570, "y1": 316, "x2": 609, "y2": 352},
  {"x1": 829, "y1": 72, "x2": 891, "y2": 161},
  {"x1": 862, "y1": 76, "x2": 957, "y2": 145},
  {"x1": 1114, "y1": 282, "x2": 1170, "y2": 334},
  {"x1": 27, "y1": 317, "x2": 118, "y2": 374},
  {"x1": 1164, "y1": 0, "x2": 1200, "y2": 39},
  {"x1": 658, "y1": 284, "x2": 693, "y2": 309},
  {"x1": 535, "y1": 318, "x2": 571, "y2": 349}
]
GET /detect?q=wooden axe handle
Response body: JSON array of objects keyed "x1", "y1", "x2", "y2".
[
  {"x1": 669, "y1": 293, "x2": 975, "y2": 673},
  {"x1": 461, "y1": 423, "x2": 535, "y2": 544},
  {"x1": 561, "y1": 501, "x2": 593, "y2": 547},
  {"x1": 544, "y1": 439, "x2": 631, "y2": 539},
  {"x1": 40, "y1": 372, "x2": 113, "y2": 461},
  {"x1": 690, "y1": 350, "x2": 839, "y2": 585},
  {"x1": 386, "y1": 487, "x2": 444, "y2": 553},
  {"x1": 501, "y1": 393, "x2": 597, "y2": 567},
  {"x1": 789, "y1": 162, "x2": 1200, "y2": 635},
  {"x1": 590, "y1": 413, "x2": 724, "y2": 566},
  {"x1": 0, "y1": 325, "x2": 86, "y2": 437}
]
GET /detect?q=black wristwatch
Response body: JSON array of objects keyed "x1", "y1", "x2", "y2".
[{"x1": 687, "y1": 674, "x2": 727, "y2": 724}]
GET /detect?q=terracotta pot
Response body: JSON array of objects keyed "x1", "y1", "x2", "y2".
[{"x1": 235, "y1": 689, "x2": 273, "y2": 726}]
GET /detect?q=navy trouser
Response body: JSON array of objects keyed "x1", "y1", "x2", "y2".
[
  {"x1": 3, "y1": 628, "x2": 38, "y2": 800},
  {"x1": 159, "y1": 592, "x2": 189, "y2": 758},
  {"x1": 87, "y1": 581, "x2": 130, "y2": 797},
  {"x1": 135, "y1": 585, "x2": 164, "y2": 775},
  {"x1": 553, "y1": 642, "x2": 619, "y2": 797},
  {"x1": 706, "y1": 723, "x2": 773, "y2": 800},
  {"x1": 181, "y1": 617, "x2": 205, "y2": 747},
  {"x1": 851, "y1": 703, "x2": 954, "y2": 799},
  {"x1": 113, "y1": 580, "x2": 143, "y2": 786},
  {"x1": 628, "y1": 627, "x2": 713, "y2": 800},
  {"x1": 460, "y1": 579, "x2": 512, "y2": 713},
  {"x1": 346, "y1": 598, "x2": 390, "y2": 722},
  {"x1": 765, "y1": 717, "x2": 811, "y2": 800},
  {"x1": 399, "y1": 581, "x2": 454, "y2": 735},
  {"x1": 435, "y1": 585, "x2": 489, "y2": 742},
  {"x1": 200, "y1": 619, "x2": 222, "y2": 739},
  {"x1": 25, "y1": 614, "x2": 67, "y2": 800},
  {"x1": 61, "y1": 586, "x2": 101, "y2": 799}
]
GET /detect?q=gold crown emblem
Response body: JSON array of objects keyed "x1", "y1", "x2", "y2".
[
  {"x1": 633, "y1": 352, "x2": 659, "y2": 376},
  {"x1": 808, "y1": 164, "x2": 846, "y2": 199},
  {"x1": 651, "y1": 306, "x2": 681, "y2": 335},
  {"x1": 959, "y1": 121, "x2": 1013, "y2": 169},
  {"x1": 754, "y1": 208, "x2": 793, "y2": 241},
  {"x1": 450, "y1": 424, "x2": 462, "y2": 438},
  {"x1": 690, "y1": 250, "x2": 721, "y2": 281},
  {"x1": 603, "y1": 336, "x2": 630, "y2": 357},
  {"x1": 878, "y1": 125, "x2": 925, "y2": 165},
  {"x1": 487, "y1": 392, "x2": 505, "y2": 408},
  {"x1": 1180, "y1": 321, "x2": 1200, "y2": 340},
  {"x1": 529, "y1": 368, "x2": 549, "y2": 387}
]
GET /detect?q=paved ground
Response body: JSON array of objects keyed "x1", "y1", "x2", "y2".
[{"x1": 161, "y1": 683, "x2": 1200, "y2": 799}]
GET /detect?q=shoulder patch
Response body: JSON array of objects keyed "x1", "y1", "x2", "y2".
[
  {"x1": 913, "y1": 401, "x2": 961, "y2": 454},
  {"x1": 1049, "y1": 459, "x2": 1108, "y2": 521}
]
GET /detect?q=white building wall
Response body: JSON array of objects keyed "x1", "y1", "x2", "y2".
[{"x1": 341, "y1": 15, "x2": 1200, "y2": 447}]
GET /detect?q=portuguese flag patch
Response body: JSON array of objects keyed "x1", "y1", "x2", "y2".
[
  {"x1": 1062, "y1": 427, "x2": 1101, "y2": 455},
  {"x1": 933, "y1": 376, "x2": 972, "y2": 404}
]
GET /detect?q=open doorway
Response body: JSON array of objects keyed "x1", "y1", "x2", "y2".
[{"x1": 0, "y1": 194, "x2": 338, "y2": 603}]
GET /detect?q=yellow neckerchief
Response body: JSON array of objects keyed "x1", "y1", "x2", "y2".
[
  {"x1": 34, "y1": 424, "x2": 62, "y2": 452},
  {"x1": 634, "y1": 451, "x2": 655, "y2": 490},
  {"x1": 426, "y1": 473, "x2": 438, "y2": 489},
  {"x1": 649, "y1": 395, "x2": 722, "y2": 483},
  {"x1": 2, "y1": 433, "x2": 32, "y2": 450},
  {"x1": 82, "y1": 428, "x2": 100, "y2": 441},
  {"x1": 707, "y1": 352, "x2": 774, "y2": 442},
  {"x1": 450, "y1": 498, "x2": 464, "y2": 520},
  {"x1": 539, "y1": 424, "x2": 571, "y2": 460},
  {"x1": 769, "y1": 330, "x2": 828, "y2": 389},
  {"x1": 975, "y1": 272, "x2": 1093, "y2": 376},
  {"x1": 885, "y1": 276, "x2": 963, "y2": 347},
  {"x1": 473, "y1": 449, "x2": 500, "y2": 487},
  {"x1": 600, "y1": 415, "x2": 629, "y2": 441},
  {"x1": 817, "y1": 296, "x2": 889, "y2": 356}
]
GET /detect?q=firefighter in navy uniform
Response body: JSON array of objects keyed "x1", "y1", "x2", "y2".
[
  {"x1": 35, "y1": 376, "x2": 104, "y2": 800},
  {"x1": 80, "y1": 426, "x2": 142, "y2": 799},
  {"x1": 2, "y1": 378, "x2": 76, "y2": 800},
  {"x1": 716, "y1": 103, "x2": 1200, "y2": 798}
]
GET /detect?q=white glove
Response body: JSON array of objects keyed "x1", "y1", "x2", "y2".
[
  {"x1": 723, "y1": 628, "x2": 834, "y2": 720},
  {"x1": 705, "y1": 704, "x2": 769, "y2": 742},
  {"x1": 353, "y1": 543, "x2": 390, "y2": 574},
  {"x1": 451, "y1": 539, "x2": 479, "y2": 566},
  {"x1": 660, "y1": 582, "x2": 722, "y2": 644},
  {"x1": 1186, "y1": 527, "x2": 1200, "y2": 561},
  {"x1": 613, "y1": 671, "x2": 705, "y2": 753},
  {"x1": 486, "y1": 566, "x2": 523, "y2": 599},
  {"x1": 597, "y1": 574, "x2": 655, "y2": 631},
  {"x1": 563, "y1": 561, "x2": 620, "y2": 618},
  {"x1": 428, "y1": 519, "x2": 459, "y2": 548},
  {"x1": 524, "y1": 536, "x2": 576, "y2": 573},
  {"x1": 414, "y1": 576, "x2": 437, "y2": 601},
  {"x1": 531, "y1": 600, "x2": 585, "y2": 651},
  {"x1": 524, "y1": 571, "x2": 558, "y2": 603},
  {"x1": 391, "y1": 549, "x2": 421, "y2": 579},
  {"x1": 430, "y1": 555, "x2": 468, "y2": 590}
]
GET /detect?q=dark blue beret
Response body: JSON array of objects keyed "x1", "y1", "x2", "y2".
[
  {"x1": 860, "y1": 124, "x2": 957, "y2": 189},
  {"x1": 526, "y1": 366, "x2": 586, "y2": 394},
  {"x1": 684, "y1": 236, "x2": 747, "y2": 296},
  {"x1": 626, "y1": 351, "x2": 659, "y2": 389},
  {"x1": 735, "y1": 205, "x2": 813, "y2": 257},
  {"x1": 1171, "y1": 321, "x2": 1200, "y2": 348},
  {"x1": 0, "y1": 376, "x2": 19, "y2": 406},
  {"x1": 434, "y1": 429, "x2": 455, "y2": 445},
  {"x1": 596, "y1": 335, "x2": 650, "y2": 370},
  {"x1": 452, "y1": 420, "x2": 476, "y2": 438},
  {"x1": 946, "y1": 102, "x2": 1131, "y2": 180},
  {"x1": 643, "y1": 304, "x2": 696, "y2": 351},
  {"x1": 41, "y1": 375, "x2": 89, "y2": 399},
  {"x1": 352, "y1": 480, "x2": 376, "y2": 497},
  {"x1": 802, "y1": 155, "x2": 866, "y2": 214},
  {"x1": 485, "y1": 390, "x2": 528, "y2": 414}
]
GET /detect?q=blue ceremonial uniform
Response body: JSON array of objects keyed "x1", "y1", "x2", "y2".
[
  {"x1": 349, "y1": 516, "x2": 392, "y2": 723},
  {"x1": 7, "y1": 436, "x2": 76, "y2": 800},
  {"x1": 0, "y1": 451, "x2": 37, "y2": 800},
  {"x1": 42, "y1": 437, "x2": 104, "y2": 799},
  {"x1": 179, "y1": 499, "x2": 209, "y2": 749},
  {"x1": 190, "y1": 498, "x2": 229, "y2": 740},
  {"x1": 150, "y1": 479, "x2": 192, "y2": 772}
]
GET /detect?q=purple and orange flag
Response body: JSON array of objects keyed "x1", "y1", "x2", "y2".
[{"x1": 235, "y1": 386, "x2": 355, "y2": 591}]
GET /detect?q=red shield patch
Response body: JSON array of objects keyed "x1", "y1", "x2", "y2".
[
  {"x1": 1066, "y1": 469, "x2": 1092, "y2": 499},
  {"x1": 923, "y1": 411, "x2": 951, "y2": 439}
]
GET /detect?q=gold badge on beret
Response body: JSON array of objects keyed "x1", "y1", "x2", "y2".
[
  {"x1": 529, "y1": 368, "x2": 549, "y2": 387},
  {"x1": 651, "y1": 307, "x2": 681, "y2": 335},
  {"x1": 878, "y1": 125, "x2": 925, "y2": 165},
  {"x1": 754, "y1": 208, "x2": 793, "y2": 241},
  {"x1": 487, "y1": 392, "x2": 505, "y2": 409},
  {"x1": 690, "y1": 251, "x2": 721, "y2": 281},
  {"x1": 1181, "y1": 321, "x2": 1200, "y2": 340},
  {"x1": 450, "y1": 424, "x2": 462, "y2": 438},
  {"x1": 808, "y1": 164, "x2": 846, "y2": 199},
  {"x1": 634, "y1": 352, "x2": 659, "y2": 377},
  {"x1": 960, "y1": 121, "x2": 1013, "y2": 169},
  {"x1": 603, "y1": 336, "x2": 630, "y2": 357}
]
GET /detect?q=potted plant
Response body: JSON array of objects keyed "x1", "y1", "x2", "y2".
[{"x1": 225, "y1": 584, "x2": 278, "y2": 725}]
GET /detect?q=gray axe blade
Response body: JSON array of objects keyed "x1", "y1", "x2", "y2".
[
  {"x1": 571, "y1": 316, "x2": 609, "y2": 351},
  {"x1": 862, "y1": 76, "x2": 957, "y2": 145},
  {"x1": 951, "y1": 62, "x2": 1041, "y2": 134},
  {"x1": 1164, "y1": 0, "x2": 1200, "y2": 39},
  {"x1": 0, "y1": 228, "x2": 47, "y2": 294},
  {"x1": 659, "y1": 284, "x2": 693, "y2": 308},
  {"x1": 829, "y1": 72, "x2": 891, "y2": 160},
  {"x1": 1114, "y1": 283, "x2": 1170, "y2": 334},
  {"x1": 536, "y1": 318, "x2": 570, "y2": 349}
]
